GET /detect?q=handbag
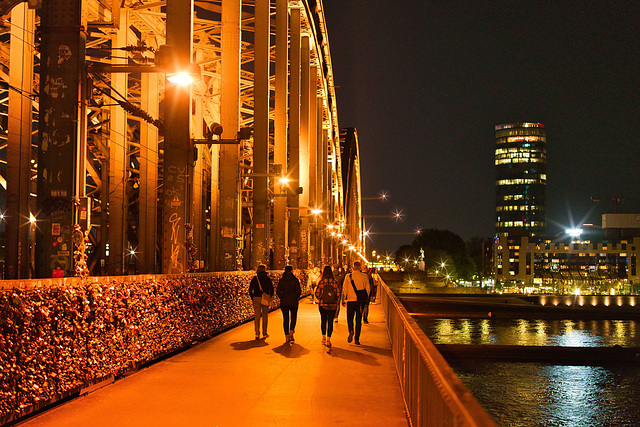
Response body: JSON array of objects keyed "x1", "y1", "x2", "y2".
[
  {"x1": 256, "y1": 275, "x2": 272, "y2": 307},
  {"x1": 350, "y1": 275, "x2": 368, "y2": 304}
]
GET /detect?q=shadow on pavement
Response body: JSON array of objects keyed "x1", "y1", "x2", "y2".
[
  {"x1": 230, "y1": 339, "x2": 270, "y2": 351},
  {"x1": 359, "y1": 344, "x2": 393, "y2": 357},
  {"x1": 326, "y1": 345, "x2": 381, "y2": 366},
  {"x1": 272, "y1": 342, "x2": 311, "y2": 358}
]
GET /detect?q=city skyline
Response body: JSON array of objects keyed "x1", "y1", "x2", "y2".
[{"x1": 323, "y1": 1, "x2": 640, "y2": 253}]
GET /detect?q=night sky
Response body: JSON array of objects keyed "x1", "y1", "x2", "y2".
[{"x1": 322, "y1": 1, "x2": 640, "y2": 254}]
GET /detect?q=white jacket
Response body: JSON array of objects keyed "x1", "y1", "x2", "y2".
[{"x1": 342, "y1": 270, "x2": 371, "y2": 302}]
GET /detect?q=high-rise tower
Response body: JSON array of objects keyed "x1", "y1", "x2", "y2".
[{"x1": 494, "y1": 123, "x2": 547, "y2": 238}]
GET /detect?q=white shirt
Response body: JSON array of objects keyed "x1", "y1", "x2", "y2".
[{"x1": 342, "y1": 270, "x2": 371, "y2": 302}]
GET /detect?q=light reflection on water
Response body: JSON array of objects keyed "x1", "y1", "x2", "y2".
[
  {"x1": 416, "y1": 319, "x2": 640, "y2": 426},
  {"x1": 417, "y1": 318, "x2": 640, "y2": 347},
  {"x1": 451, "y1": 361, "x2": 640, "y2": 427}
]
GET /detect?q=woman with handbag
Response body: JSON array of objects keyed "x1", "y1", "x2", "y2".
[
  {"x1": 314, "y1": 265, "x2": 341, "y2": 348},
  {"x1": 249, "y1": 264, "x2": 274, "y2": 340},
  {"x1": 276, "y1": 265, "x2": 302, "y2": 344}
]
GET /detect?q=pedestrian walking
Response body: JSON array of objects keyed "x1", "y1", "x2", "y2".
[
  {"x1": 309, "y1": 266, "x2": 321, "y2": 304},
  {"x1": 315, "y1": 265, "x2": 341, "y2": 348},
  {"x1": 276, "y1": 265, "x2": 302, "y2": 344},
  {"x1": 370, "y1": 267, "x2": 381, "y2": 303},
  {"x1": 248, "y1": 264, "x2": 274, "y2": 340},
  {"x1": 362, "y1": 268, "x2": 374, "y2": 324},
  {"x1": 342, "y1": 261, "x2": 370, "y2": 345},
  {"x1": 333, "y1": 265, "x2": 346, "y2": 322}
]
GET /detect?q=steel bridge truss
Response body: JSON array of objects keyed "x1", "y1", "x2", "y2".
[{"x1": 0, "y1": 0, "x2": 361, "y2": 278}]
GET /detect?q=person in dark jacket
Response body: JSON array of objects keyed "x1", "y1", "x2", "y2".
[
  {"x1": 249, "y1": 264, "x2": 274, "y2": 339},
  {"x1": 333, "y1": 265, "x2": 346, "y2": 323},
  {"x1": 276, "y1": 266, "x2": 302, "y2": 344},
  {"x1": 315, "y1": 265, "x2": 342, "y2": 348}
]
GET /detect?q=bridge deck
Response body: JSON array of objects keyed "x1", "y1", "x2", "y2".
[{"x1": 22, "y1": 297, "x2": 409, "y2": 426}]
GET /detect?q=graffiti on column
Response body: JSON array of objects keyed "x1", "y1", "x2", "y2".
[
  {"x1": 165, "y1": 165, "x2": 186, "y2": 273},
  {"x1": 37, "y1": 41, "x2": 79, "y2": 277}
]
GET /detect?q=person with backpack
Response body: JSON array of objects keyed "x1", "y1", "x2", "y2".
[
  {"x1": 314, "y1": 265, "x2": 342, "y2": 348},
  {"x1": 276, "y1": 265, "x2": 302, "y2": 344},
  {"x1": 341, "y1": 261, "x2": 370, "y2": 345},
  {"x1": 248, "y1": 264, "x2": 274, "y2": 340}
]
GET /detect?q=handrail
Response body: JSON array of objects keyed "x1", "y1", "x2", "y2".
[{"x1": 379, "y1": 280, "x2": 496, "y2": 427}]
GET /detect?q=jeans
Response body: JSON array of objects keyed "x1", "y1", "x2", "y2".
[
  {"x1": 252, "y1": 296, "x2": 269, "y2": 336},
  {"x1": 319, "y1": 307, "x2": 336, "y2": 337},
  {"x1": 281, "y1": 304, "x2": 298, "y2": 334},
  {"x1": 346, "y1": 301, "x2": 363, "y2": 341},
  {"x1": 362, "y1": 297, "x2": 370, "y2": 321}
]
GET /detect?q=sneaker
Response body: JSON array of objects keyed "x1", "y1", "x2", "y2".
[
  {"x1": 255, "y1": 334, "x2": 260, "y2": 340},
  {"x1": 348, "y1": 331, "x2": 354, "y2": 343},
  {"x1": 326, "y1": 338, "x2": 332, "y2": 348},
  {"x1": 363, "y1": 319, "x2": 369, "y2": 324},
  {"x1": 355, "y1": 340, "x2": 360, "y2": 345},
  {"x1": 321, "y1": 336, "x2": 326, "y2": 345},
  {"x1": 334, "y1": 318, "x2": 338, "y2": 323},
  {"x1": 290, "y1": 331, "x2": 295, "y2": 343},
  {"x1": 263, "y1": 333, "x2": 269, "y2": 339}
]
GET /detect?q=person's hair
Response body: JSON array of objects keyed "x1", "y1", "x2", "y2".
[
  {"x1": 284, "y1": 265, "x2": 293, "y2": 273},
  {"x1": 257, "y1": 264, "x2": 266, "y2": 272},
  {"x1": 322, "y1": 265, "x2": 334, "y2": 279},
  {"x1": 353, "y1": 261, "x2": 361, "y2": 269}
]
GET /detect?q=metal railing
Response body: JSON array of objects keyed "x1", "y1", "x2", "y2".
[{"x1": 380, "y1": 281, "x2": 497, "y2": 427}]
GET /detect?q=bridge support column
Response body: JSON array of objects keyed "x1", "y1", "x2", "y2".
[
  {"x1": 107, "y1": 9, "x2": 128, "y2": 275},
  {"x1": 161, "y1": 0, "x2": 194, "y2": 274},
  {"x1": 5, "y1": 3, "x2": 34, "y2": 279},
  {"x1": 316, "y1": 92, "x2": 325, "y2": 265},
  {"x1": 218, "y1": 0, "x2": 242, "y2": 270},
  {"x1": 308, "y1": 65, "x2": 318, "y2": 267},
  {"x1": 192, "y1": 53, "x2": 205, "y2": 272},
  {"x1": 288, "y1": 8, "x2": 301, "y2": 268},
  {"x1": 251, "y1": 0, "x2": 270, "y2": 269},
  {"x1": 299, "y1": 34, "x2": 310, "y2": 270},
  {"x1": 322, "y1": 128, "x2": 331, "y2": 265},
  {"x1": 139, "y1": 70, "x2": 159, "y2": 274},
  {"x1": 35, "y1": 0, "x2": 85, "y2": 278},
  {"x1": 273, "y1": 0, "x2": 289, "y2": 270}
]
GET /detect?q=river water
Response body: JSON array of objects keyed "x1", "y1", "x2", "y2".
[{"x1": 415, "y1": 318, "x2": 640, "y2": 426}]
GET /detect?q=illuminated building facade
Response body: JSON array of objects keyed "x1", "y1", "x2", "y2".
[
  {"x1": 495, "y1": 123, "x2": 547, "y2": 238},
  {"x1": 495, "y1": 235, "x2": 640, "y2": 292}
]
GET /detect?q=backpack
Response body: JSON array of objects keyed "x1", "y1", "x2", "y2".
[{"x1": 322, "y1": 281, "x2": 337, "y2": 304}]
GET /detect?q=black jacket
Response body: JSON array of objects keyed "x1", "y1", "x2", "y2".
[
  {"x1": 276, "y1": 271, "x2": 302, "y2": 306},
  {"x1": 249, "y1": 271, "x2": 274, "y2": 298}
]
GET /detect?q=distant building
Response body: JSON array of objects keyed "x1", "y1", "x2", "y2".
[
  {"x1": 602, "y1": 214, "x2": 640, "y2": 240},
  {"x1": 494, "y1": 122, "x2": 547, "y2": 238},
  {"x1": 495, "y1": 234, "x2": 640, "y2": 292}
]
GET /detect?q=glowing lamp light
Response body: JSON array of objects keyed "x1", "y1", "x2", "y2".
[
  {"x1": 566, "y1": 228, "x2": 582, "y2": 238},
  {"x1": 29, "y1": 213, "x2": 36, "y2": 224},
  {"x1": 279, "y1": 177, "x2": 290, "y2": 184},
  {"x1": 167, "y1": 63, "x2": 202, "y2": 85},
  {"x1": 167, "y1": 72, "x2": 195, "y2": 85}
]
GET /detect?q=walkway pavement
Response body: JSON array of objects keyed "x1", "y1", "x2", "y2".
[{"x1": 21, "y1": 297, "x2": 409, "y2": 426}]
